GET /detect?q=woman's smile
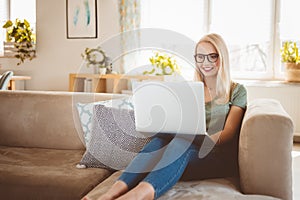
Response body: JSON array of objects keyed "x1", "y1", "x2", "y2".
[{"x1": 202, "y1": 65, "x2": 215, "y2": 72}]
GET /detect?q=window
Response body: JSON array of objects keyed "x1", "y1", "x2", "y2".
[
  {"x1": 210, "y1": 0, "x2": 273, "y2": 79},
  {"x1": 0, "y1": 0, "x2": 36, "y2": 56},
  {"x1": 140, "y1": 0, "x2": 300, "y2": 80},
  {"x1": 138, "y1": 0, "x2": 206, "y2": 80}
]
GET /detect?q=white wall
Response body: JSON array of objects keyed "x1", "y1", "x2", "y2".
[
  {"x1": 245, "y1": 83, "x2": 300, "y2": 136},
  {"x1": 0, "y1": 0, "x2": 119, "y2": 91}
]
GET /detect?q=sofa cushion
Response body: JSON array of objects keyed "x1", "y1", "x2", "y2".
[
  {"x1": 84, "y1": 171, "x2": 280, "y2": 200},
  {"x1": 0, "y1": 146, "x2": 112, "y2": 200},
  {"x1": 0, "y1": 90, "x2": 128, "y2": 150},
  {"x1": 79, "y1": 105, "x2": 150, "y2": 170}
]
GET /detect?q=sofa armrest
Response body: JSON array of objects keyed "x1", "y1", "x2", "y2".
[{"x1": 239, "y1": 98, "x2": 294, "y2": 200}]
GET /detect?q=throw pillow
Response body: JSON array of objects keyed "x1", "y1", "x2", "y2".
[
  {"x1": 78, "y1": 105, "x2": 151, "y2": 170},
  {"x1": 76, "y1": 97, "x2": 134, "y2": 146}
]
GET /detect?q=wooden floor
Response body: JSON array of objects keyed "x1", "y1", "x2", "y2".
[{"x1": 293, "y1": 142, "x2": 300, "y2": 200}]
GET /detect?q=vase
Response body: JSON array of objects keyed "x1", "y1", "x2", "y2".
[
  {"x1": 285, "y1": 63, "x2": 300, "y2": 82},
  {"x1": 3, "y1": 42, "x2": 16, "y2": 57},
  {"x1": 3, "y1": 42, "x2": 36, "y2": 58},
  {"x1": 99, "y1": 68, "x2": 107, "y2": 75}
]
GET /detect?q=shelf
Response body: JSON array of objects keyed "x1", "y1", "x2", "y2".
[{"x1": 69, "y1": 73, "x2": 164, "y2": 93}]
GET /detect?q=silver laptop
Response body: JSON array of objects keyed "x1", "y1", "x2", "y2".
[{"x1": 132, "y1": 81, "x2": 206, "y2": 136}]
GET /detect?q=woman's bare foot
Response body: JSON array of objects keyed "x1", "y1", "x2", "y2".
[
  {"x1": 97, "y1": 180, "x2": 129, "y2": 200},
  {"x1": 116, "y1": 182, "x2": 155, "y2": 200}
]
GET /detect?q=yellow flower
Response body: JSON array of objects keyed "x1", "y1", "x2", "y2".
[
  {"x1": 280, "y1": 41, "x2": 300, "y2": 64},
  {"x1": 144, "y1": 51, "x2": 181, "y2": 75}
]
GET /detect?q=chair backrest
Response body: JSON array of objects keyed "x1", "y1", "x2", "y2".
[{"x1": 0, "y1": 71, "x2": 14, "y2": 90}]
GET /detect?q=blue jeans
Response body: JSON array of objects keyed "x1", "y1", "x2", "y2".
[{"x1": 118, "y1": 135, "x2": 238, "y2": 199}]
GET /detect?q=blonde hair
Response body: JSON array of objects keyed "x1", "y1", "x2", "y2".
[{"x1": 194, "y1": 33, "x2": 231, "y2": 104}]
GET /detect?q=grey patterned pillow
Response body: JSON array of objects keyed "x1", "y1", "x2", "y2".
[
  {"x1": 79, "y1": 104, "x2": 151, "y2": 170},
  {"x1": 76, "y1": 97, "x2": 134, "y2": 146}
]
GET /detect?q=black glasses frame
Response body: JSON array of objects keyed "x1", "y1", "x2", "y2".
[{"x1": 194, "y1": 53, "x2": 219, "y2": 63}]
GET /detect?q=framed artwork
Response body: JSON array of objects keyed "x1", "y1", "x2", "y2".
[{"x1": 66, "y1": 0, "x2": 97, "y2": 39}]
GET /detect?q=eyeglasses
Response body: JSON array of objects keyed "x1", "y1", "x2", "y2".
[{"x1": 194, "y1": 53, "x2": 219, "y2": 63}]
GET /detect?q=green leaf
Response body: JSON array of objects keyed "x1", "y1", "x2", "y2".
[
  {"x1": 3, "y1": 20, "x2": 13, "y2": 28},
  {"x1": 24, "y1": 19, "x2": 30, "y2": 28},
  {"x1": 143, "y1": 68, "x2": 155, "y2": 75}
]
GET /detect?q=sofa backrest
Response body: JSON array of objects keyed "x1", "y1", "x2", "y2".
[{"x1": 0, "y1": 90, "x2": 128, "y2": 150}]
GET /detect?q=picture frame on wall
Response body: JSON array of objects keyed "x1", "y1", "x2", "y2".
[{"x1": 66, "y1": 0, "x2": 97, "y2": 39}]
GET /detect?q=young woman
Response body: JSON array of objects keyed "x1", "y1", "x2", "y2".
[{"x1": 95, "y1": 33, "x2": 247, "y2": 200}]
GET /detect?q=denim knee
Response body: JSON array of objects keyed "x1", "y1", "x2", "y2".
[
  {"x1": 140, "y1": 137, "x2": 170, "y2": 153},
  {"x1": 117, "y1": 137, "x2": 170, "y2": 189}
]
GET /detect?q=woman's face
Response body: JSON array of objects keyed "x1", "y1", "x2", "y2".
[{"x1": 195, "y1": 42, "x2": 220, "y2": 78}]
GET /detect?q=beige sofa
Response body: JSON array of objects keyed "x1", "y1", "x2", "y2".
[{"x1": 0, "y1": 90, "x2": 294, "y2": 200}]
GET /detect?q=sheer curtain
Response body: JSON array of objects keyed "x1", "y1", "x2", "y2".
[{"x1": 118, "y1": 0, "x2": 141, "y2": 74}]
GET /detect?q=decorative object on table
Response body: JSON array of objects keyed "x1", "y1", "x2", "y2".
[
  {"x1": 104, "y1": 56, "x2": 113, "y2": 74},
  {"x1": 2, "y1": 19, "x2": 36, "y2": 65},
  {"x1": 66, "y1": 0, "x2": 97, "y2": 39},
  {"x1": 81, "y1": 46, "x2": 111, "y2": 74},
  {"x1": 280, "y1": 41, "x2": 300, "y2": 82},
  {"x1": 84, "y1": 78, "x2": 93, "y2": 92},
  {"x1": 143, "y1": 51, "x2": 181, "y2": 76}
]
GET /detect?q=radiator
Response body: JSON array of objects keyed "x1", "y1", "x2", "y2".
[{"x1": 244, "y1": 82, "x2": 300, "y2": 137}]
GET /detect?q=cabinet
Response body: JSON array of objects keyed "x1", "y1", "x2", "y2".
[{"x1": 69, "y1": 73, "x2": 164, "y2": 93}]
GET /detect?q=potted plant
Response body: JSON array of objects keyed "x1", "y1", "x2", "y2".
[
  {"x1": 280, "y1": 41, "x2": 300, "y2": 82},
  {"x1": 143, "y1": 51, "x2": 181, "y2": 80},
  {"x1": 81, "y1": 46, "x2": 110, "y2": 75},
  {"x1": 2, "y1": 19, "x2": 36, "y2": 65}
]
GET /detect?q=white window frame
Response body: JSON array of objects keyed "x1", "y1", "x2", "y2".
[{"x1": 273, "y1": 0, "x2": 284, "y2": 80}]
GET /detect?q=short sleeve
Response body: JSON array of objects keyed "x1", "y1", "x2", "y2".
[{"x1": 231, "y1": 83, "x2": 247, "y2": 109}]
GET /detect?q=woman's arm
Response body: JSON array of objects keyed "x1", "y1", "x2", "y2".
[{"x1": 210, "y1": 105, "x2": 245, "y2": 145}]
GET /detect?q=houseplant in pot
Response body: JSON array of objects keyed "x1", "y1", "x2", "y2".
[
  {"x1": 280, "y1": 41, "x2": 300, "y2": 82},
  {"x1": 143, "y1": 51, "x2": 182, "y2": 81},
  {"x1": 2, "y1": 19, "x2": 36, "y2": 65},
  {"x1": 81, "y1": 46, "x2": 109, "y2": 75}
]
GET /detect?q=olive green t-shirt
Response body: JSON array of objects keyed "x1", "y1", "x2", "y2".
[{"x1": 205, "y1": 83, "x2": 247, "y2": 135}]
